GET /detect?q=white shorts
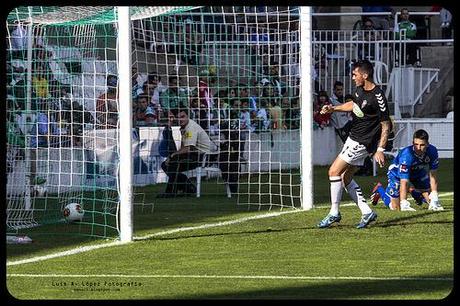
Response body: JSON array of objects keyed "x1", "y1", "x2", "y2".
[{"x1": 338, "y1": 137, "x2": 370, "y2": 166}]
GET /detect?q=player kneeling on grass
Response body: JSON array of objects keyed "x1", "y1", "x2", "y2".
[{"x1": 370, "y1": 129, "x2": 443, "y2": 211}]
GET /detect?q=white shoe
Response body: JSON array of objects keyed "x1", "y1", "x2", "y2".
[
  {"x1": 400, "y1": 200, "x2": 416, "y2": 211},
  {"x1": 428, "y1": 203, "x2": 444, "y2": 211}
]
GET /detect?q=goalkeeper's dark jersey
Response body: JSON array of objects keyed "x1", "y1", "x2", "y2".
[{"x1": 349, "y1": 85, "x2": 390, "y2": 153}]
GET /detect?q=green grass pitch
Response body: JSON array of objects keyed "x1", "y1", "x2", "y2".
[{"x1": 6, "y1": 159, "x2": 454, "y2": 300}]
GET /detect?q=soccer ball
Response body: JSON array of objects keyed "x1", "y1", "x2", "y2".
[
  {"x1": 32, "y1": 185, "x2": 47, "y2": 197},
  {"x1": 63, "y1": 203, "x2": 84, "y2": 222}
]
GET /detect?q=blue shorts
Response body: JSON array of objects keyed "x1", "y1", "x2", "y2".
[{"x1": 386, "y1": 173, "x2": 431, "y2": 199}]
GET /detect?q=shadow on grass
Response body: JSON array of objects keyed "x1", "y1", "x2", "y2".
[{"x1": 173, "y1": 272, "x2": 453, "y2": 299}]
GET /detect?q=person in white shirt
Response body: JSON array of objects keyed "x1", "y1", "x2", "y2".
[{"x1": 10, "y1": 21, "x2": 28, "y2": 55}]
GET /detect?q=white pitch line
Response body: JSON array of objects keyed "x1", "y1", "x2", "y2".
[
  {"x1": 7, "y1": 241, "x2": 124, "y2": 266},
  {"x1": 6, "y1": 210, "x2": 301, "y2": 267},
  {"x1": 7, "y1": 273, "x2": 453, "y2": 282},
  {"x1": 7, "y1": 191, "x2": 453, "y2": 267},
  {"x1": 133, "y1": 209, "x2": 301, "y2": 241}
]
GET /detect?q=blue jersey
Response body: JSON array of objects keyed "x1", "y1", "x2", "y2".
[{"x1": 388, "y1": 144, "x2": 439, "y2": 180}]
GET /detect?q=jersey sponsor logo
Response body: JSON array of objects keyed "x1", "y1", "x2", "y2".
[
  {"x1": 355, "y1": 92, "x2": 359, "y2": 97},
  {"x1": 400, "y1": 164, "x2": 408, "y2": 172}
]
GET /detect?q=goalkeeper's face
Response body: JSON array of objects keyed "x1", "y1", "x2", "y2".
[{"x1": 413, "y1": 138, "x2": 428, "y2": 155}]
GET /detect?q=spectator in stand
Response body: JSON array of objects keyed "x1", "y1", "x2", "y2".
[
  {"x1": 32, "y1": 62, "x2": 51, "y2": 100},
  {"x1": 133, "y1": 94, "x2": 156, "y2": 127},
  {"x1": 428, "y1": 6, "x2": 453, "y2": 41},
  {"x1": 284, "y1": 97, "x2": 301, "y2": 130},
  {"x1": 247, "y1": 28, "x2": 270, "y2": 74},
  {"x1": 239, "y1": 99, "x2": 252, "y2": 161},
  {"x1": 143, "y1": 74, "x2": 165, "y2": 115},
  {"x1": 439, "y1": 7, "x2": 453, "y2": 41},
  {"x1": 269, "y1": 98, "x2": 284, "y2": 130},
  {"x1": 280, "y1": 95, "x2": 292, "y2": 129},
  {"x1": 159, "y1": 75, "x2": 188, "y2": 120},
  {"x1": 8, "y1": 58, "x2": 26, "y2": 86},
  {"x1": 394, "y1": 8, "x2": 420, "y2": 66},
  {"x1": 131, "y1": 66, "x2": 147, "y2": 99},
  {"x1": 238, "y1": 85, "x2": 249, "y2": 101},
  {"x1": 189, "y1": 93, "x2": 200, "y2": 122},
  {"x1": 361, "y1": 6, "x2": 393, "y2": 30},
  {"x1": 182, "y1": 18, "x2": 204, "y2": 65},
  {"x1": 313, "y1": 90, "x2": 332, "y2": 129},
  {"x1": 198, "y1": 69, "x2": 214, "y2": 133},
  {"x1": 253, "y1": 98, "x2": 270, "y2": 133},
  {"x1": 358, "y1": 18, "x2": 380, "y2": 60},
  {"x1": 96, "y1": 74, "x2": 118, "y2": 129},
  {"x1": 268, "y1": 60, "x2": 286, "y2": 97},
  {"x1": 9, "y1": 20, "x2": 28, "y2": 59},
  {"x1": 330, "y1": 82, "x2": 353, "y2": 143},
  {"x1": 248, "y1": 84, "x2": 260, "y2": 114},
  {"x1": 262, "y1": 82, "x2": 276, "y2": 100},
  {"x1": 228, "y1": 87, "x2": 238, "y2": 100},
  {"x1": 189, "y1": 92, "x2": 208, "y2": 131},
  {"x1": 214, "y1": 95, "x2": 231, "y2": 134},
  {"x1": 57, "y1": 86, "x2": 92, "y2": 147}
]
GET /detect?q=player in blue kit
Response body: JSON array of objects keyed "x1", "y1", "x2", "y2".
[{"x1": 370, "y1": 129, "x2": 443, "y2": 211}]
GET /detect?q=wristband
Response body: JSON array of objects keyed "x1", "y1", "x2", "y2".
[{"x1": 377, "y1": 147, "x2": 385, "y2": 152}]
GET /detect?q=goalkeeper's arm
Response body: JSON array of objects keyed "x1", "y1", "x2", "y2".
[
  {"x1": 429, "y1": 169, "x2": 438, "y2": 194},
  {"x1": 428, "y1": 169, "x2": 440, "y2": 207},
  {"x1": 393, "y1": 178, "x2": 410, "y2": 210}
]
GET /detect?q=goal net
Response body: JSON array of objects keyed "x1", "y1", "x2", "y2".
[
  {"x1": 131, "y1": 6, "x2": 304, "y2": 209},
  {"x1": 6, "y1": 6, "x2": 310, "y2": 241}
]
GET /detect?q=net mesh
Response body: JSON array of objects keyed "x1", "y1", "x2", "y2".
[{"x1": 6, "y1": 6, "x2": 303, "y2": 240}]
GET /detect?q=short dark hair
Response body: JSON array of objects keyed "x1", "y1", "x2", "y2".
[
  {"x1": 137, "y1": 94, "x2": 149, "y2": 102},
  {"x1": 363, "y1": 18, "x2": 374, "y2": 25},
  {"x1": 353, "y1": 59, "x2": 374, "y2": 80},
  {"x1": 170, "y1": 108, "x2": 189, "y2": 117},
  {"x1": 318, "y1": 90, "x2": 329, "y2": 99},
  {"x1": 148, "y1": 74, "x2": 160, "y2": 83},
  {"x1": 334, "y1": 81, "x2": 343, "y2": 88},
  {"x1": 413, "y1": 129, "x2": 429, "y2": 142}
]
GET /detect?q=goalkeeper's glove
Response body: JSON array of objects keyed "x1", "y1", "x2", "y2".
[{"x1": 400, "y1": 199, "x2": 416, "y2": 211}]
